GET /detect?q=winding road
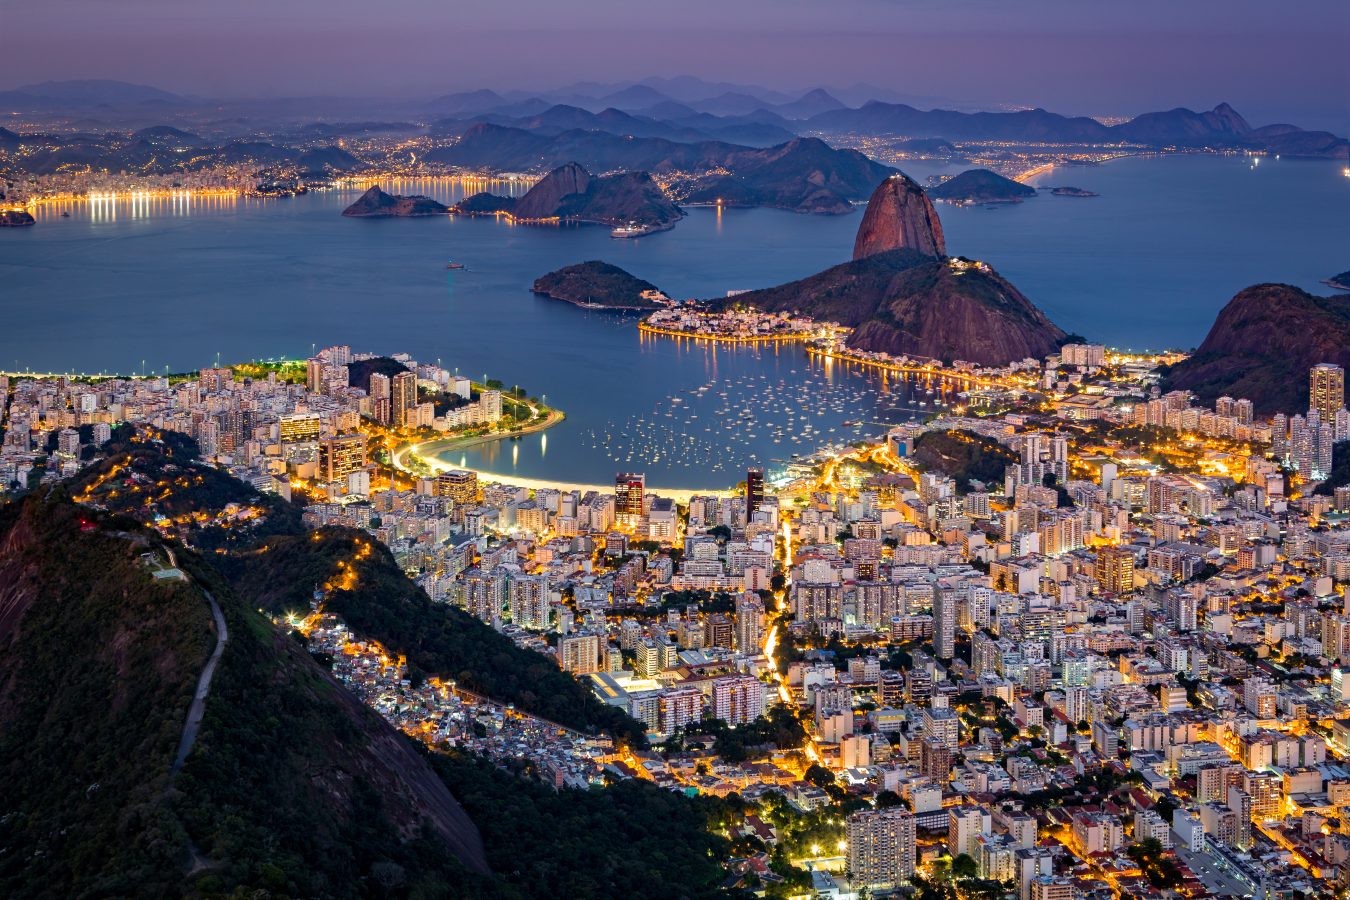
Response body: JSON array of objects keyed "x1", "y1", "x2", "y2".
[{"x1": 169, "y1": 549, "x2": 229, "y2": 776}]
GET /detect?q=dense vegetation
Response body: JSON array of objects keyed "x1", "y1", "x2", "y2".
[
  {"x1": 928, "y1": 168, "x2": 1036, "y2": 203},
  {"x1": 1313, "y1": 440, "x2": 1350, "y2": 494},
  {"x1": 431, "y1": 750, "x2": 735, "y2": 899},
  {"x1": 0, "y1": 491, "x2": 490, "y2": 898},
  {"x1": 347, "y1": 356, "x2": 412, "y2": 393},
  {"x1": 532, "y1": 260, "x2": 669, "y2": 309},
  {"x1": 911, "y1": 429, "x2": 1018, "y2": 492}
]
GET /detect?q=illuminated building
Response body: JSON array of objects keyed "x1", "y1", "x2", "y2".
[
  {"x1": 435, "y1": 469, "x2": 478, "y2": 504},
  {"x1": 615, "y1": 472, "x2": 645, "y2": 526},
  {"x1": 1310, "y1": 363, "x2": 1345, "y2": 422},
  {"x1": 710, "y1": 675, "x2": 763, "y2": 727},
  {"x1": 659, "y1": 686, "x2": 704, "y2": 735},
  {"x1": 558, "y1": 633, "x2": 603, "y2": 675},
  {"x1": 318, "y1": 434, "x2": 366, "y2": 482},
  {"x1": 391, "y1": 371, "x2": 417, "y2": 429},
  {"x1": 734, "y1": 592, "x2": 765, "y2": 653},
  {"x1": 1095, "y1": 546, "x2": 1135, "y2": 594},
  {"x1": 847, "y1": 807, "x2": 916, "y2": 890},
  {"x1": 306, "y1": 357, "x2": 324, "y2": 394},
  {"x1": 746, "y1": 466, "x2": 764, "y2": 518},
  {"x1": 279, "y1": 413, "x2": 321, "y2": 443}
]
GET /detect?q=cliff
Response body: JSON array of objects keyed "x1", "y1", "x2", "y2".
[
  {"x1": 1164, "y1": 283, "x2": 1350, "y2": 414},
  {"x1": 0, "y1": 491, "x2": 489, "y2": 898},
  {"x1": 929, "y1": 168, "x2": 1036, "y2": 203},
  {"x1": 454, "y1": 162, "x2": 683, "y2": 227},
  {"x1": 532, "y1": 260, "x2": 670, "y2": 309},
  {"x1": 731, "y1": 250, "x2": 1065, "y2": 366},
  {"x1": 342, "y1": 184, "x2": 448, "y2": 217},
  {"x1": 852, "y1": 173, "x2": 946, "y2": 259}
]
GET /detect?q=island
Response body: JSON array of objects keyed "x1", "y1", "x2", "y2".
[
  {"x1": 928, "y1": 168, "x2": 1036, "y2": 204},
  {"x1": 1325, "y1": 269, "x2": 1350, "y2": 291},
  {"x1": 341, "y1": 185, "x2": 448, "y2": 217},
  {"x1": 454, "y1": 162, "x2": 683, "y2": 229},
  {"x1": 0, "y1": 208, "x2": 36, "y2": 227},
  {"x1": 1050, "y1": 186, "x2": 1099, "y2": 197},
  {"x1": 531, "y1": 261, "x2": 673, "y2": 310}
]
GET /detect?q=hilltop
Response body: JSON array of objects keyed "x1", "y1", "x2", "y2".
[
  {"x1": 454, "y1": 162, "x2": 683, "y2": 228},
  {"x1": 342, "y1": 185, "x2": 448, "y2": 217},
  {"x1": 532, "y1": 261, "x2": 671, "y2": 309},
  {"x1": 1163, "y1": 283, "x2": 1350, "y2": 414},
  {"x1": 928, "y1": 168, "x2": 1037, "y2": 203},
  {"x1": 0, "y1": 491, "x2": 489, "y2": 897}
]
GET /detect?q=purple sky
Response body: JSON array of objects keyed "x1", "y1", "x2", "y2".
[{"x1": 2, "y1": 0, "x2": 1346, "y2": 130}]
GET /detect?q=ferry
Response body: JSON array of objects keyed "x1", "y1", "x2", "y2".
[
  {"x1": 610, "y1": 221, "x2": 666, "y2": 239},
  {"x1": 446, "y1": 260, "x2": 466, "y2": 269}
]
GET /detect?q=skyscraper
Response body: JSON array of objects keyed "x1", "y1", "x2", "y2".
[
  {"x1": 391, "y1": 371, "x2": 417, "y2": 429},
  {"x1": 745, "y1": 467, "x2": 764, "y2": 518},
  {"x1": 318, "y1": 434, "x2": 367, "y2": 483},
  {"x1": 436, "y1": 469, "x2": 478, "y2": 503},
  {"x1": 1096, "y1": 546, "x2": 1135, "y2": 595},
  {"x1": 847, "y1": 807, "x2": 916, "y2": 890},
  {"x1": 1310, "y1": 363, "x2": 1345, "y2": 422},
  {"x1": 615, "y1": 472, "x2": 645, "y2": 525},
  {"x1": 932, "y1": 585, "x2": 955, "y2": 659}
]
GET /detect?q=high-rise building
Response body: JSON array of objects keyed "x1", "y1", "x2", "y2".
[
  {"x1": 932, "y1": 585, "x2": 956, "y2": 659},
  {"x1": 391, "y1": 371, "x2": 417, "y2": 429},
  {"x1": 615, "y1": 472, "x2": 645, "y2": 525},
  {"x1": 279, "y1": 413, "x2": 321, "y2": 444},
  {"x1": 436, "y1": 469, "x2": 478, "y2": 504},
  {"x1": 306, "y1": 357, "x2": 324, "y2": 394},
  {"x1": 318, "y1": 434, "x2": 367, "y2": 483},
  {"x1": 711, "y1": 675, "x2": 764, "y2": 727},
  {"x1": 659, "y1": 686, "x2": 705, "y2": 736},
  {"x1": 1310, "y1": 363, "x2": 1345, "y2": 422},
  {"x1": 559, "y1": 633, "x2": 603, "y2": 675},
  {"x1": 1095, "y1": 546, "x2": 1135, "y2": 595},
  {"x1": 847, "y1": 808, "x2": 916, "y2": 890},
  {"x1": 746, "y1": 467, "x2": 764, "y2": 518},
  {"x1": 949, "y1": 806, "x2": 992, "y2": 859},
  {"x1": 735, "y1": 592, "x2": 766, "y2": 654}
]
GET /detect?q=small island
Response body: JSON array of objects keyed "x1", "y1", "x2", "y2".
[
  {"x1": 342, "y1": 185, "x2": 448, "y2": 217},
  {"x1": 928, "y1": 168, "x2": 1036, "y2": 204},
  {"x1": 1325, "y1": 270, "x2": 1350, "y2": 291},
  {"x1": 1050, "y1": 186, "x2": 1099, "y2": 197},
  {"x1": 454, "y1": 162, "x2": 683, "y2": 230},
  {"x1": 0, "y1": 208, "x2": 36, "y2": 227},
  {"x1": 531, "y1": 261, "x2": 673, "y2": 310}
]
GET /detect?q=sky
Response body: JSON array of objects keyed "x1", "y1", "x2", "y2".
[{"x1": 2, "y1": 0, "x2": 1347, "y2": 130}]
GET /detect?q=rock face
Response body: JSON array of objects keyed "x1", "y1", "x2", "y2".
[
  {"x1": 1164, "y1": 283, "x2": 1350, "y2": 414},
  {"x1": 454, "y1": 162, "x2": 683, "y2": 228},
  {"x1": 532, "y1": 260, "x2": 669, "y2": 309},
  {"x1": 852, "y1": 174, "x2": 946, "y2": 260},
  {"x1": 928, "y1": 168, "x2": 1036, "y2": 203},
  {"x1": 730, "y1": 250, "x2": 1065, "y2": 366},
  {"x1": 341, "y1": 185, "x2": 448, "y2": 217}
]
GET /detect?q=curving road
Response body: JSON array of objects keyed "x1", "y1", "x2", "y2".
[{"x1": 169, "y1": 558, "x2": 229, "y2": 776}]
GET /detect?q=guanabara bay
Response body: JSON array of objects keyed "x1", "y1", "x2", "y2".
[{"x1": 1, "y1": 1, "x2": 1349, "y2": 899}]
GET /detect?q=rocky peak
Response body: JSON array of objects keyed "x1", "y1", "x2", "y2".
[
  {"x1": 852, "y1": 173, "x2": 947, "y2": 261},
  {"x1": 511, "y1": 162, "x2": 594, "y2": 220}
]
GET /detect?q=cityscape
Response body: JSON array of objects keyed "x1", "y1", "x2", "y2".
[{"x1": 1, "y1": 1, "x2": 1348, "y2": 899}]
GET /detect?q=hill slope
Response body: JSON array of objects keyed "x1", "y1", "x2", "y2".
[
  {"x1": 343, "y1": 185, "x2": 448, "y2": 217},
  {"x1": 929, "y1": 168, "x2": 1036, "y2": 203},
  {"x1": 455, "y1": 162, "x2": 683, "y2": 227},
  {"x1": 1164, "y1": 283, "x2": 1350, "y2": 414},
  {"x1": 532, "y1": 261, "x2": 670, "y2": 309},
  {"x1": 0, "y1": 491, "x2": 489, "y2": 898}
]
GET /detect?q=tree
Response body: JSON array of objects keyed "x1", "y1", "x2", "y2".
[
  {"x1": 951, "y1": 853, "x2": 979, "y2": 880},
  {"x1": 803, "y1": 764, "x2": 835, "y2": 788}
]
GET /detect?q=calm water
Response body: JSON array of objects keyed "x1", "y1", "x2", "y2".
[{"x1": 2, "y1": 157, "x2": 1346, "y2": 488}]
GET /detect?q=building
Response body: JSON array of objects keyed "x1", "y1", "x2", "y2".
[
  {"x1": 559, "y1": 633, "x2": 603, "y2": 675},
  {"x1": 746, "y1": 467, "x2": 765, "y2": 518},
  {"x1": 932, "y1": 585, "x2": 956, "y2": 659},
  {"x1": 391, "y1": 371, "x2": 417, "y2": 429},
  {"x1": 1071, "y1": 812, "x2": 1123, "y2": 855},
  {"x1": 436, "y1": 469, "x2": 478, "y2": 504},
  {"x1": 279, "y1": 413, "x2": 321, "y2": 444},
  {"x1": 734, "y1": 592, "x2": 765, "y2": 654},
  {"x1": 318, "y1": 434, "x2": 366, "y2": 483},
  {"x1": 711, "y1": 675, "x2": 764, "y2": 727},
  {"x1": 1310, "y1": 363, "x2": 1345, "y2": 422},
  {"x1": 659, "y1": 686, "x2": 704, "y2": 736},
  {"x1": 615, "y1": 472, "x2": 645, "y2": 526},
  {"x1": 848, "y1": 808, "x2": 915, "y2": 890},
  {"x1": 1096, "y1": 546, "x2": 1135, "y2": 595},
  {"x1": 949, "y1": 806, "x2": 992, "y2": 859}
]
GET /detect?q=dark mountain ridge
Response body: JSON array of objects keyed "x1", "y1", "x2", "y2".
[
  {"x1": 928, "y1": 168, "x2": 1037, "y2": 203},
  {"x1": 454, "y1": 162, "x2": 683, "y2": 227}
]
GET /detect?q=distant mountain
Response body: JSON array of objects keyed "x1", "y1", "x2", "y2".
[
  {"x1": 7, "y1": 78, "x2": 184, "y2": 106},
  {"x1": 594, "y1": 84, "x2": 675, "y2": 110},
  {"x1": 0, "y1": 126, "x2": 19, "y2": 152},
  {"x1": 342, "y1": 185, "x2": 448, "y2": 217},
  {"x1": 431, "y1": 103, "x2": 797, "y2": 147},
  {"x1": 454, "y1": 162, "x2": 683, "y2": 228},
  {"x1": 1326, "y1": 270, "x2": 1350, "y2": 291},
  {"x1": 0, "y1": 489, "x2": 489, "y2": 897},
  {"x1": 7, "y1": 130, "x2": 361, "y2": 176},
  {"x1": 692, "y1": 91, "x2": 776, "y2": 117},
  {"x1": 426, "y1": 88, "x2": 508, "y2": 114},
  {"x1": 807, "y1": 100, "x2": 1349, "y2": 158},
  {"x1": 430, "y1": 125, "x2": 892, "y2": 214},
  {"x1": 1164, "y1": 283, "x2": 1350, "y2": 414},
  {"x1": 129, "y1": 125, "x2": 202, "y2": 147},
  {"x1": 853, "y1": 174, "x2": 947, "y2": 259},
  {"x1": 929, "y1": 168, "x2": 1037, "y2": 203},
  {"x1": 532, "y1": 260, "x2": 670, "y2": 309},
  {"x1": 769, "y1": 89, "x2": 847, "y2": 120}
]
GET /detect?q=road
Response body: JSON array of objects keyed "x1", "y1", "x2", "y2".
[{"x1": 169, "y1": 554, "x2": 229, "y2": 775}]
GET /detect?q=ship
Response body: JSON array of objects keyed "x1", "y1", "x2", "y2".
[
  {"x1": 610, "y1": 221, "x2": 672, "y2": 239},
  {"x1": 446, "y1": 260, "x2": 465, "y2": 269}
]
